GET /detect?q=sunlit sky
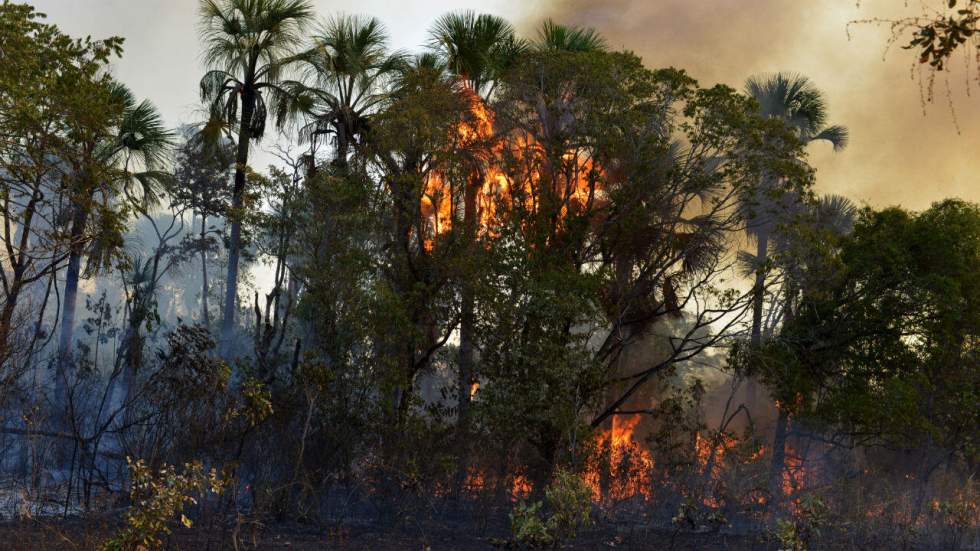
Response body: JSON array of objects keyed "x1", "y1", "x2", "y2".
[{"x1": 31, "y1": 0, "x2": 980, "y2": 211}]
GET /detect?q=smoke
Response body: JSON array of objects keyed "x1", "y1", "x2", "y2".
[{"x1": 525, "y1": 0, "x2": 980, "y2": 211}]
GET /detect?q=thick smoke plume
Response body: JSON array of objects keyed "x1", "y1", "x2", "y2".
[{"x1": 529, "y1": 0, "x2": 980, "y2": 209}]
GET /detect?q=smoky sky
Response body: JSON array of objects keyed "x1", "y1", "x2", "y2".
[
  {"x1": 27, "y1": 0, "x2": 531, "y2": 171},
  {"x1": 528, "y1": 0, "x2": 980, "y2": 210},
  {"x1": 28, "y1": 1, "x2": 979, "y2": 210}
]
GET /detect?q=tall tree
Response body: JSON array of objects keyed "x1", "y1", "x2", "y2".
[
  {"x1": 198, "y1": 0, "x2": 313, "y2": 355},
  {"x1": 758, "y1": 192, "x2": 857, "y2": 503},
  {"x1": 741, "y1": 73, "x2": 847, "y2": 416},
  {"x1": 744, "y1": 199, "x2": 980, "y2": 517},
  {"x1": 56, "y1": 82, "x2": 173, "y2": 385},
  {"x1": 170, "y1": 128, "x2": 234, "y2": 327},
  {"x1": 472, "y1": 50, "x2": 810, "y2": 485},
  {"x1": 426, "y1": 12, "x2": 526, "y2": 484},
  {"x1": 291, "y1": 15, "x2": 404, "y2": 169},
  {"x1": 0, "y1": 3, "x2": 122, "y2": 377}
]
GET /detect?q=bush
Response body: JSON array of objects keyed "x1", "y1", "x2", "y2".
[
  {"x1": 773, "y1": 495, "x2": 829, "y2": 551},
  {"x1": 101, "y1": 458, "x2": 228, "y2": 551},
  {"x1": 509, "y1": 468, "x2": 594, "y2": 548}
]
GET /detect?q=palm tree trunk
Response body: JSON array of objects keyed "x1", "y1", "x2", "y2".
[
  {"x1": 746, "y1": 229, "x2": 769, "y2": 408},
  {"x1": 332, "y1": 129, "x2": 350, "y2": 169},
  {"x1": 200, "y1": 214, "x2": 210, "y2": 326},
  {"x1": 57, "y1": 204, "x2": 89, "y2": 396},
  {"x1": 219, "y1": 98, "x2": 253, "y2": 356},
  {"x1": 750, "y1": 230, "x2": 769, "y2": 346},
  {"x1": 455, "y1": 176, "x2": 479, "y2": 494}
]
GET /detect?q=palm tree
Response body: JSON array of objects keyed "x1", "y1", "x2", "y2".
[
  {"x1": 533, "y1": 19, "x2": 606, "y2": 53},
  {"x1": 427, "y1": 11, "x2": 525, "y2": 100},
  {"x1": 57, "y1": 82, "x2": 173, "y2": 379},
  {"x1": 739, "y1": 73, "x2": 847, "y2": 506},
  {"x1": 426, "y1": 11, "x2": 524, "y2": 492},
  {"x1": 764, "y1": 192, "x2": 856, "y2": 505},
  {"x1": 742, "y1": 73, "x2": 848, "y2": 350},
  {"x1": 290, "y1": 15, "x2": 405, "y2": 169},
  {"x1": 198, "y1": 0, "x2": 313, "y2": 354}
]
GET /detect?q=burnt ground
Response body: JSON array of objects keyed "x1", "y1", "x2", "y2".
[{"x1": 0, "y1": 519, "x2": 772, "y2": 550}]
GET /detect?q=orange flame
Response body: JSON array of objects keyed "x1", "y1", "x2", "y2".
[
  {"x1": 419, "y1": 88, "x2": 605, "y2": 250},
  {"x1": 782, "y1": 445, "x2": 805, "y2": 497},
  {"x1": 585, "y1": 414, "x2": 654, "y2": 502},
  {"x1": 464, "y1": 468, "x2": 485, "y2": 494},
  {"x1": 510, "y1": 474, "x2": 533, "y2": 501}
]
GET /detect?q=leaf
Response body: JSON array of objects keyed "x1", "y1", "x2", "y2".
[{"x1": 180, "y1": 514, "x2": 193, "y2": 528}]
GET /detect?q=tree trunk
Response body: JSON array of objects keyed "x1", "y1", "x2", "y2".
[
  {"x1": 0, "y1": 280, "x2": 23, "y2": 366},
  {"x1": 332, "y1": 127, "x2": 350, "y2": 169},
  {"x1": 56, "y1": 204, "x2": 89, "y2": 402},
  {"x1": 746, "y1": 230, "x2": 769, "y2": 409},
  {"x1": 219, "y1": 96, "x2": 254, "y2": 356},
  {"x1": 767, "y1": 407, "x2": 789, "y2": 506},
  {"x1": 200, "y1": 214, "x2": 210, "y2": 326},
  {"x1": 456, "y1": 176, "x2": 479, "y2": 492}
]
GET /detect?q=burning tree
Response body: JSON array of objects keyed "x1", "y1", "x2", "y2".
[{"x1": 458, "y1": 50, "x2": 810, "y2": 489}]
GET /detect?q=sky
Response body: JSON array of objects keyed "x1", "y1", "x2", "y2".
[
  {"x1": 30, "y1": 0, "x2": 979, "y2": 211},
  {"x1": 531, "y1": 0, "x2": 980, "y2": 210}
]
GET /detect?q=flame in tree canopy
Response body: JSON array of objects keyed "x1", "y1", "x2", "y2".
[{"x1": 419, "y1": 87, "x2": 605, "y2": 250}]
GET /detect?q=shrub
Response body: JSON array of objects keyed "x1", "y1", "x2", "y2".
[
  {"x1": 509, "y1": 468, "x2": 594, "y2": 548},
  {"x1": 101, "y1": 458, "x2": 227, "y2": 551}
]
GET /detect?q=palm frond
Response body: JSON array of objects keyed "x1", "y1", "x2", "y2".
[
  {"x1": 814, "y1": 193, "x2": 857, "y2": 235},
  {"x1": 809, "y1": 124, "x2": 849, "y2": 151},
  {"x1": 745, "y1": 72, "x2": 845, "y2": 149},
  {"x1": 535, "y1": 19, "x2": 606, "y2": 53},
  {"x1": 426, "y1": 11, "x2": 519, "y2": 97}
]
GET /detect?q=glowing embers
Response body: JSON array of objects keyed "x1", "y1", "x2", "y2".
[
  {"x1": 461, "y1": 468, "x2": 532, "y2": 502},
  {"x1": 783, "y1": 445, "x2": 805, "y2": 499}
]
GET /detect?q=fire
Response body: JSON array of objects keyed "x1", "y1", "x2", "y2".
[
  {"x1": 695, "y1": 432, "x2": 738, "y2": 479},
  {"x1": 611, "y1": 414, "x2": 641, "y2": 448},
  {"x1": 464, "y1": 468, "x2": 485, "y2": 493},
  {"x1": 693, "y1": 432, "x2": 771, "y2": 509},
  {"x1": 420, "y1": 171, "x2": 453, "y2": 250},
  {"x1": 586, "y1": 414, "x2": 654, "y2": 502},
  {"x1": 782, "y1": 445, "x2": 805, "y2": 497},
  {"x1": 419, "y1": 87, "x2": 605, "y2": 250},
  {"x1": 510, "y1": 474, "x2": 532, "y2": 501}
]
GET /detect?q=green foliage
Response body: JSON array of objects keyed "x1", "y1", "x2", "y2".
[
  {"x1": 745, "y1": 199, "x2": 980, "y2": 462},
  {"x1": 199, "y1": 0, "x2": 314, "y2": 138},
  {"x1": 102, "y1": 458, "x2": 227, "y2": 551},
  {"x1": 772, "y1": 495, "x2": 829, "y2": 551},
  {"x1": 902, "y1": 0, "x2": 979, "y2": 70},
  {"x1": 510, "y1": 500, "x2": 553, "y2": 548},
  {"x1": 509, "y1": 468, "x2": 594, "y2": 548},
  {"x1": 671, "y1": 497, "x2": 728, "y2": 533},
  {"x1": 238, "y1": 377, "x2": 274, "y2": 426},
  {"x1": 543, "y1": 469, "x2": 594, "y2": 542}
]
